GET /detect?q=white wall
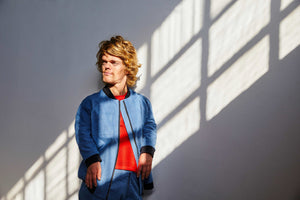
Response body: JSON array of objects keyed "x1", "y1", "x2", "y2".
[{"x1": 1, "y1": 0, "x2": 300, "y2": 199}]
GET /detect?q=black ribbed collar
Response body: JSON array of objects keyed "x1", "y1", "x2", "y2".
[{"x1": 103, "y1": 85, "x2": 131, "y2": 99}]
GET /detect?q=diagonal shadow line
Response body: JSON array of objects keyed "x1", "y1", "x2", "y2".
[
  {"x1": 280, "y1": 0, "x2": 300, "y2": 20},
  {"x1": 151, "y1": 127, "x2": 201, "y2": 169},
  {"x1": 157, "y1": 86, "x2": 200, "y2": 130},
  {"x1": 207, "y1": 24, "x2": 270, "y2": 86},
  {"x1": 150, "y1": 30, "x2": 203, "y2": 84},
  {"x1": 210, "y1": 0, "x2": 238, "y2": 24}
]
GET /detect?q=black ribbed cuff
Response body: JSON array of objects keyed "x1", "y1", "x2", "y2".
[
  {"x1": 140, "y1": 146, "x2": 155, "y2": 157},
  {"x1": 85, "y1": 154, "x2": 101, "y2": 168}
]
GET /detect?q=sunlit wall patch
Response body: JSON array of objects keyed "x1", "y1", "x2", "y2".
[
  {"x1": 150, "y1": 0, "x2": 204, "y2": 78},
  {"x1": 153, "y1": 96, "x2": 200, "y2": 168},
  {"x1": 210, "y1": 0, "x2": 233, "y2": 19},
  {"x1": 67, "y1": 136, "x2": 81, "y2": 195},
  {"x1": 24, "y1": 170, "x2": 44, "y2": 200},
  {"x1": 136, "y1": 43, "x2": 148, "y2": 92},
  {"x1": 279, "y1": 5, "x2": 300, "y2": 60},
  {"x1": 6, "y1": 178, "x2": 24, "y2": 200},
  {"x1": 280, "y1": 0, "x2": 295, "y2": 11},
  {"x1": 207, "y1": 35, "x2": 270, "y2": 121},
  {"x1": 46, "y1": 147, "x2": 67, "y2": 200},
  {"x1": 151, "y1": 38, "x2": 201, "y2": 125},
  {"x1": 208, "y1": 0, "x2": 270, "y2": 77},
  {"x1": 45, "y1": 131, "x2": 67, "y2": 161}
]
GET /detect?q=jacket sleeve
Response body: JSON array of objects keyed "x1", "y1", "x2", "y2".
[
  {"x1": 141, "y1": 97, "x2": 157, "y2": 155},
  {"x1": 75, "y1": 98, "x2": 100, "y2": 162}
]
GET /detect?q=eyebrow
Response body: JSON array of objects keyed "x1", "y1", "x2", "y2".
[{"x1": 102, "y1": 57, "x2": 120, "y2": 62}]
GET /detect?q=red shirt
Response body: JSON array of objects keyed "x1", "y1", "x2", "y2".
[{"x1": 114, "y1": 94, "x2": 138, "y2": 172}]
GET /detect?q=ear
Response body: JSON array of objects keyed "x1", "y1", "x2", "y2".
[{"x1": 125, "y1": 68, "x2": 129, "y2": 75}]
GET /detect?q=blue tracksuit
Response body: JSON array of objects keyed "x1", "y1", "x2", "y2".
[{"x1": 75, "y1": 87, "x2": 157, "y2": 199}]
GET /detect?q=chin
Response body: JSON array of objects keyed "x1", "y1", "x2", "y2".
[
  {"x1": 103, "y1": 78, "x2": 111, "y2": 84},
  {"x1": 102, "y1": 80, "x2": 114, "y2": 86}
]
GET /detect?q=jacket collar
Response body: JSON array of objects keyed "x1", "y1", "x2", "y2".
[{"x1": 103, "y1": 85, "x2": 131, "y2": 99}]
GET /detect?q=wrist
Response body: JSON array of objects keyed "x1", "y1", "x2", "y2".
[
  {"x1": 85, "y1": 154, "x2": 101, "y2": 168},
  {"x1": 140, "y1": 146, "x2": 155, "y2": 157}
]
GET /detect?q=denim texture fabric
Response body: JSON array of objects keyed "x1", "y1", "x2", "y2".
[{"x1": 75, "y1": 88, "x2": 157, "y2": 199}]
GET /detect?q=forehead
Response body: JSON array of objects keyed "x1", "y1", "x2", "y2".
[{"x1": 102, "y1": 53, "x2": 122, "y2": 62}]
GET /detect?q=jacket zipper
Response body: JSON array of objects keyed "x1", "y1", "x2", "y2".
[
  {"x1": 105, "y1": 101, "x2": 121, "y2": 200},
  {"x1": 123, "y1": 101, "x2": 141, "y2": 194},
  {"x1": 123, "y1": 101, "x2": 139, "y2": 157}
]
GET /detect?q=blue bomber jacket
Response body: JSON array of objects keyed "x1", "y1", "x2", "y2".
[{"x1": 75, "y1": 86, "x2": 157, "y2": 198}]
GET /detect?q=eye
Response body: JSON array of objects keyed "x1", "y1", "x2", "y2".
[{"x1": 111, "y1": 61, "x2": 119, "y2": 66}]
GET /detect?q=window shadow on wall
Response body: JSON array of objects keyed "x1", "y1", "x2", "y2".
[
  {"x1": 2, "y1": 0, "x2": 300, "y2": 199},
  {"x1": 147, "y1": 45, "x2": 300, "y2": 200},
  {"x1": 143, "y1": 0, "x2": 300, "y2": 199}
]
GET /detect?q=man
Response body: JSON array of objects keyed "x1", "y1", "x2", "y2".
[{"x1": 75, "y1": 35, "x2": 157, "y2": 200}]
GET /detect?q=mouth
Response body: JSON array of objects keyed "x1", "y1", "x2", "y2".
[{"x1": 103, "y1": 72, "x2": 112, "y2": 76}]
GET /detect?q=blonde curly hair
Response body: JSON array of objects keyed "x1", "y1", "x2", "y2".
[{"x1": 96, "y1": 35, "x2": 141, "y2": 88}]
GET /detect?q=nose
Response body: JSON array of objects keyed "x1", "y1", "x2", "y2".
[{"x1": 102, "y1": 62, "x2": 111, "y2": 70}]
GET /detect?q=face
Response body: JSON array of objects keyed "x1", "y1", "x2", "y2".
[{"x1": 101, "y1": 53, "x2": 127, "y2": 86}]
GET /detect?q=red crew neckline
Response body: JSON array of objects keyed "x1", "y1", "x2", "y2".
[{"x1": 114, "y1": 93, "x2": 127, "y2": 101}]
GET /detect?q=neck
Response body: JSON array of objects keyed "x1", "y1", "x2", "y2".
[{"x1": 109, "y1": 83, "x2": 128, "y2": 96}]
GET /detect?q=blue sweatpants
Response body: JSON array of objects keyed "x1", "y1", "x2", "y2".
[{"x1": 79, "y1": 169, "x2": 142, "y2": 200}]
